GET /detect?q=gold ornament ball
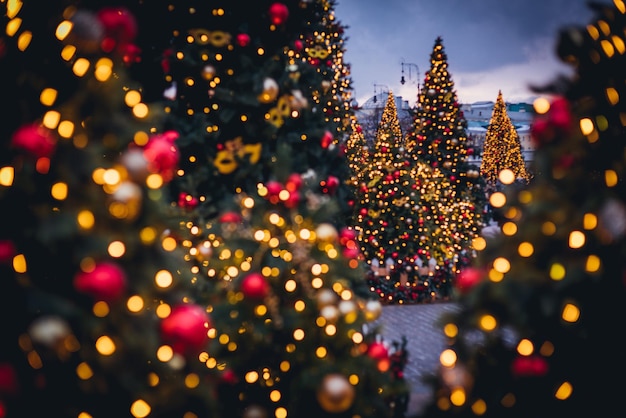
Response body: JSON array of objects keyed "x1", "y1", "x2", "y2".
[
  {"x1": 202, "y1": 65, "x2": 216, "y2": 80},
  {"x1": 258, "y1": 77, "x2": 279, "y2": 103},
  {"x1": 316, "y1": 373, "x2": 355, "y2": 413}
]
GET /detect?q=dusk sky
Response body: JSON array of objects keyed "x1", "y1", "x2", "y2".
[{"x1": 334, "y1": 0, "x2": 609, "y2": 106}]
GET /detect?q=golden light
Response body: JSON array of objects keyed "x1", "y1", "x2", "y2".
[
  {"x1": 516, "y1": 339, "x2": 534, "y2": 356},
  {"x1": 450, "y1": 388, "x2": 466, "y2": 406},
  {"x1": 579, "y1": 118, "x2": 594, "y2": 135},
  {"x1": 270, "y1": 390, "x2": 281, "y2": 402},
  {"x1": 470, "y1": 399, "x2": 487, "y2": 415},
  {"x1": 568, "y1": 230, "x2": 585, "y2": 248},
  {"x1": 140, "y1": 227, "x2": 157, "y2": 244},
  {"x1": 561, "y1": 303, "x2": 580, "y2": 323},
  {"x1": 155, "y1": 304, "x2": 171, "y2": 318},
  {"x1": 55, "y1": 20, "x2": 72, "y2": 40},
  {"x1": 156, "y1": 345, "x2": 174, "y2": 362},
  {"x1": 130, "y1": 399, "x2": 151, "y2": 418},
  {"x1": 549, "y1": 263, "x2": 566, "y2": 280},
  {"x1": 489, "y1": 192, "x2": 506, "y2": 208},
  {"x1": 0, "y1": 166, "x2": 14, "y2": 186},
  {"x1": 478, "y1": 314, "x2": 497, "y2": 331},
  {"x1": 275, "y1": 407, "x2": 287, "y2": 418},
  {"x1": 517, "y1": 242, "x2": 534, "y2": 257},
  {"x1": 245, "y1": 371, "x2": 259, "y2": 383},
  {"x1": 6, "y1": 17, "x2": 22, "y2": 37},
  {"x1": 76, "y1": 362, "x2": 93, "y2": 380},
  {"x1": 498, "y1": 169, "x2": 515, "y2": 185},
  {"x1": 585, "y1": 254, "x2": 601, "y2": 272},
  {"x1": 133, "y1": 103, "x2": 149, "y2": 119},
  {"x1": 554, "y1": 381, "x2": 573, "y2": 400},
  {"x1": 95, "y1": 335, "x2": 116, "y2": 355},
  {"x1": 43, "y1": 111, "x2": 61, "y2": 129},
  {"x1": 501, "y1": 222, "x2": 517, "y2": 236},
  {"x1": 13, "y1": 254, "x2": 27, "y2": 273},
  {"x1": 51, "y1": 182, "x2": 68, "y2": 200},
  {"x1": 439, "y1": 349, "x2": 457, "y2": 367},
  {"x1": 16, "y1": 30, "x2": 32, "y2": 51},
  {"x1": 185, "y1": 373, "x2": 200, "y2": 389},
  {"x1": 6, "y1": 1, "x2": 23, "y2": 19},
  {"x1": 146, "y1": 174, "x2": 164, "y2": 189},
  {"x1": 606, "y1": 87, "x2": 620, "y2": 105},
  {"x1": 127, "y1": 295, "x2": 144, "y2": 313},
  {"x1": 605, "y1": 169, "x2": 618, "y2": 187},
  {"x1": 93, "y1": 300, "x2": 109, "y2": 317},
  {"x1": 125, "y1": 90, "x2": 142, "y2": 107},
  {"x1": 77, "y1": 210, "x2": 95, "y2": 229},
  {"x1": 315, "y1": 346, "x2": 328, "y2": 358},
  {"x1": 492, "y1": 257, "x2": 510, "y2": 273},
  {"x1": 61, "y1": 44, "x2": 76, "y2": 61},
  {"x1": 583, "y1": 213, "x2": 597, "y2": 229},
  {"x1": 40, "y1": 88, "x2": 58, "y2": 106},
  {"x1": 155, "y1": 270, "x2": 173, "y2": 288},
  {"x1": 103, "y1": 168, "x2": 121, "y2": 186},
  {"x1": 72, "y1": 58, "x2": 90, "y2": 77},
  {"x1": 57, "y1": 120, "x2": 74, "y2": 138},
  {"x1": 293, "y1": 329, "x2": 305, "y2": 341},
  {"x1": 107, "y1": 240, "x2": 126, "y2": 258},
  {"x1": 443, "y1": 323, "x2": 458, "y2": 338},
  {"x1": 533, "y1": 97, "x2": 550, "y2": 114}
]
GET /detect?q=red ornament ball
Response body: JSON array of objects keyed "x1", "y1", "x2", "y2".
[
  {"x1": 161, "y1": 304, "x2": 211, "y2": 354},
  {"x1": 284, "y1": 191, "x2": 300, "y2": 209},
  {"x1": 11, "y1": 124, "x2": 56, "y2": 158},
  {"x1": 143, "y1": 132, "x2": 180, "y2": 182},
  {"x1": 219, "y1": 211, "x2": 242, "y2": 223},
  {"x1": 0, "y1": 240, "x2": 16, "y2": 264},
  {"x1": 455, "y1": 268, "x2": 483, "y2": 294},
  {"x1": 367, "y1": 342, "x2": 389, "y2": 361},
  {"x1": 286, "y1": 173, "x2": 303, "y2": 191},
  {"x1": 511, "y1": 355, "x2": 549, "y2": 377},
  {"x1": 240, "y1": 273, "x2": 270, "y2": 299},
  {"x1": 265, "y1": 180, "x2": 284, "y2": 197},
  {"x1": 268, "y1": 2, "x2": 289, "y2": 25},
  {"x1": 73, "y1": 261, "x2": 127, "y2": 302},
  {"x1": 320, "y1": 130, "x2": 334, "y2": 148},
  {"x1": 236, "y1": 33, "x2": 251, "y2": 47}
]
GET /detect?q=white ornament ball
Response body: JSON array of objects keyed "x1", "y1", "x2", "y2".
[
  {"x1": 320, "y1": 305, "x2": 340, "y2": 323},
  {"x1": 315, "y1": 223, "x2": 338, "y2": 242},
  {"x1": 317, "y1": 288, "x2": 338, "y2": 307},
  {"x1": 28, "y1": 316, "x2": 71, "y2": 347}
]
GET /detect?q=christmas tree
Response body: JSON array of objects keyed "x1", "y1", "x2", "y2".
[
  {"x1": 0, "y1": 4, "x2": 221, "y2": 416},
  {"x1": 352, "y1": 91, "x2": 424, "y2": 303},
  {"x1": 480, "y1": 90, "x2": 530, "y2": 192},
  {"x1": 421, "y1": 1, "x2": 626, "y2": 417},
  {"x1": 405, "y1": 37, "x2": 487, "y2": 298},
  {"x1": 131, "y1": 1, "x2": 410, "y2": 417}
]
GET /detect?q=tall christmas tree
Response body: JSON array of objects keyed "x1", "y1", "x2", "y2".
[
  {"x1": 132, "y1": 1, "x2": 410, "y2": 417},
  {"x1": 405, "y1": 37, "x2": 487, "y2": 298},
  {"x1": 0, "y1": 4, "x2": 222, "y2": 416},
  {"x1": 353, "y1": 91, "x2": 422, "y2": 303},
  {"x1": 422, "y1": 2, "x2": 626, "y2": 417},
  {"x1": 480, "y1": 90, "x2": 530, "y2": 192}
]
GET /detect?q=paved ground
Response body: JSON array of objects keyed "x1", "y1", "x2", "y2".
[{"x1": 375, "y1": 302, "x2": 462, "y2": 417}]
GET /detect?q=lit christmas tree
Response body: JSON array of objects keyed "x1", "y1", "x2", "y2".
[
  {"x1": 480, "y1": 90, "x2": 531, "y2": 192},
  {"x1": 0, "y1": 4, "x2": 221, "y2": 416},
  {"x1": 421, "y1": 2, "x2": 626, "y2": 417},
  {"x1": 345, "y1": 118, "x2": 369, "y2": 190},
  {"x1": 353, "y1": 91, "x2": 423, "y2": 303},
  {"x1": 133, "y1": 1, "x2": 410, "y2": 417},
  {"x1": 406, "y1": 37, "x2": 487, "y2": 298}
]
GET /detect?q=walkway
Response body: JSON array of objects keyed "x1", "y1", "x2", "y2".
[{"x1": 375, "y1": 302, "x2": 462, "y2": 416}]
